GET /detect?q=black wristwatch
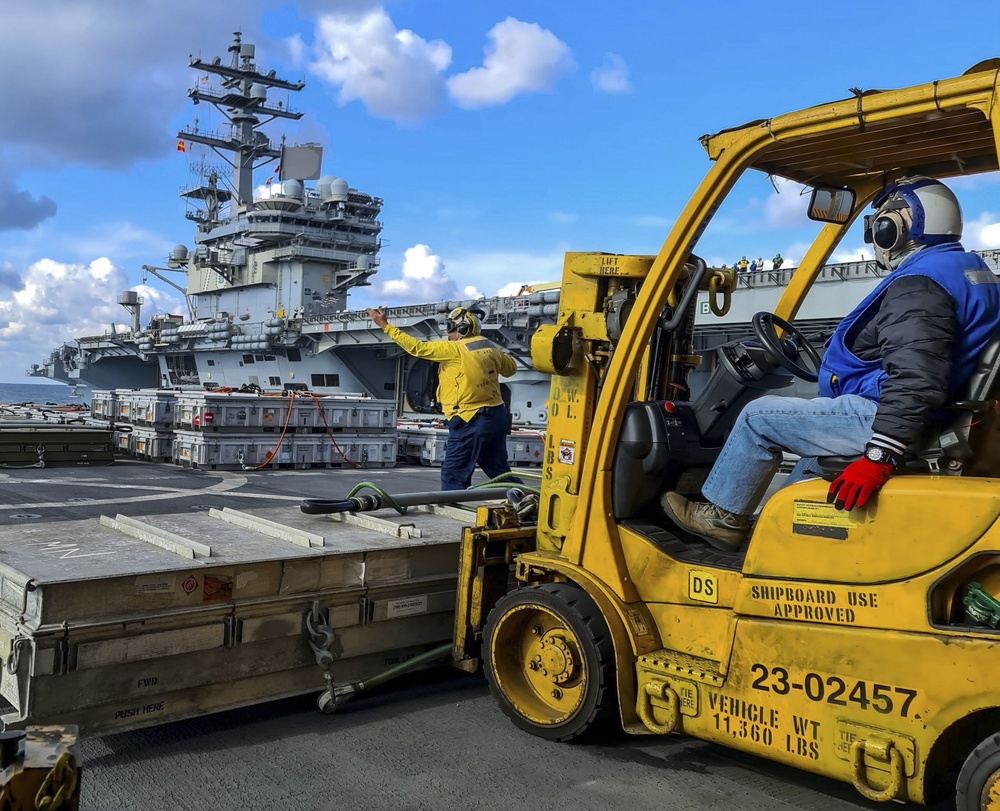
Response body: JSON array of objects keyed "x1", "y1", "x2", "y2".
[{"x1": 864, "y1": 444, "x2": 896, "y2": 466}]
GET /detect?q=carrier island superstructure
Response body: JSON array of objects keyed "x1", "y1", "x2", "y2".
[{"x1": 26, "y1": 32, "x2": 554, "y2": 423}]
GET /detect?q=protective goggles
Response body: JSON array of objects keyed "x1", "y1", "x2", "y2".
[{"x1": 863, "y1": 200, "x2": 909, "y2": 250}]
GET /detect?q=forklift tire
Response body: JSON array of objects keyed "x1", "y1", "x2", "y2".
[
  {"x1": 483, "y1": 582, "x2": 616, "y2": 742},
  {"x1": 956, "y1": 731, "x2": 1000, "y2": 810}
]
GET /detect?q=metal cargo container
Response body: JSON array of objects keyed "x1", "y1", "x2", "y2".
[
  {"x1": 507, "y1": 430, "x2": 545, "y2": 466},
  {"x1": 0, "y1": 426, "x2": 114, "y2": 467},
  {"x1": 397, "y1": 424, "x2": 448, "y2": 466},
  {"x1": 397, "y1": 424, "x2": 543, "y2": 468},
  {"x1": 173, "y1": 392, "x2": 300, "y2": 432},
  {"x1": 129, "y1": 426, "x2": 174, "y2": 462},
  {"x1": 316, "y1": 398, "x2": 397, "y2": 431},
  {"x1": 116, "y1": 389, "x2": 176, "y2": 427},
  {"x1": 171, "y1": 431, "x2": 398, "y2": 470},
  {"x1": 172, "y1": 430, "x2": 293, "y2": 469},
  {"x1": 89, "y1": 391, "x2": 117, "y2": 420},
  {"x1": 0, "y1": 505, "x2": 464, "y2": 735},
  {"x1": 172, "y1": 392, "x2": 397, "y2": 433},
  {"x1": 320, "y1": 434, "x2": 398, "y2": 468}
]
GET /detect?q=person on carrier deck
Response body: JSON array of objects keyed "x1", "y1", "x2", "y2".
[
  {"x1": 367, "y1": 305, "x2": 520, "y2": 490},
  {"x1": 661, "y1": 176, "x2": 1000, "y2": 553}
]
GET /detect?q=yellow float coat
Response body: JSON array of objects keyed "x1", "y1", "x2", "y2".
[{"x1": 384, "y1": 325, "x2": 516, "y2": 422}]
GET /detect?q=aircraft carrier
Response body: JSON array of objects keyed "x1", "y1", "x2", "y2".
[
  {"x1": 24, "y1": 31, "x2": 553, "y2": 426},
  {"x1": 29, "y1": 32, "x2": 1000, "y2": 422}
]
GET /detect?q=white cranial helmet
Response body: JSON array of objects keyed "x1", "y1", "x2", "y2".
[{"x1": 865, "y1": 176, "x2": 962, "y2": 269}]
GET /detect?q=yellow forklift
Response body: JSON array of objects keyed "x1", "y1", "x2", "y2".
[{"x1": 452, "y1": 60, "x2": 1000, "y2": 808}]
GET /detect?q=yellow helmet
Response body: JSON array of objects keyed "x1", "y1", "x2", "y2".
[{"x1": 446, "y1": 307, "x2": 480, "y2": 337}]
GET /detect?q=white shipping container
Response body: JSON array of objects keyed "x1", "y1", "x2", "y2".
[
  {"x1": 172, "y1": 430, "x2": 293, "y2": 469},
  {"x1": 90, "y1": 390, "x2": 118, "y2": 419},
  {"x1": 129, "y1": 426, "x2": 174, "y2": 461},
  {"x1": 397, "y1": 424, "x2": 542, "y2": 467},
  {"x1": 172, "y1": 430, "x2": 398, "y2": 469},
  {"x1": 116, "y1": 389, "x2": 176, "y2": 427},
  {"x1": 173, "y1": 392, "x2": 397, "y2": 433}
]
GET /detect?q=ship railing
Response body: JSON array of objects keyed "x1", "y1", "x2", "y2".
[
  {"x1": 294, "y1": 295, "x2": 540, "y2": 330},
  {"x1": 62, "y1": 330, "x2": 140, "y2": 345},
  {"x1": 733, "y1": 249, "x2": 1000, "y2": 291},
  {"x1": 268, "y1": 244, "x2": 379, "y2": 263},
  {"x1": 242, "y1": 213, "x2": 380, "y2": 237}
]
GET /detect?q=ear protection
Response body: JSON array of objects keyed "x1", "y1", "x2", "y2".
[
  {"x1": 447, "y1": 307, "x2": 483, "y2": 338},
  {"x1": 446, "y1": 306, "x2": 485, "y2": 336},
  {"x1": 446, "y1": 307, "x2": 476, "y2": 336}
]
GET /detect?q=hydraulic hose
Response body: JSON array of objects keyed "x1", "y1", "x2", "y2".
[
  {"x1": 319, "y1": 642, "x2": 454, "y2": 713},
  {"x1": 301, "y1": 487, "x2": 511, "y2": 514},
  {"x1": 349, "y1": 642, "x2": 452, "y2": 692}
]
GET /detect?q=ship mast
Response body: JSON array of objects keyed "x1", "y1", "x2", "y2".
[{"x1": 179, "y1": 31, "x2": 304, "y2": 206}]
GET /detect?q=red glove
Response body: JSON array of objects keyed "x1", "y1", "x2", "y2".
[{"x1": 827, "y1": 457, "x2": 894, "y2": 511}]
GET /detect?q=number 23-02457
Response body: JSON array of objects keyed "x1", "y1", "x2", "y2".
[{"x1": 750, "y1": 664, "x2": 917, "y2": 718}]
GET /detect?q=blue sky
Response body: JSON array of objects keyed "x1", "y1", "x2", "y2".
[{"x1": 3, "y1": 0, "x2": 1000, "y2": 383}]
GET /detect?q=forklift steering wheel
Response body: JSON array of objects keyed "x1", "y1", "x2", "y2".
[{"x1": 751, "y1": 312, "x2": 822, "y2": 382}]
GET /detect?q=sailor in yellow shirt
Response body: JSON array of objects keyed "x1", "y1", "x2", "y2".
[{"x1": 368, "y1": 305, "x2": 520, "y2": 490}]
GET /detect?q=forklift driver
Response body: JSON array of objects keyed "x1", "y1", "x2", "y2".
[{"x1": 662, "y1": 177, "x2": 1000, "y2": 552}]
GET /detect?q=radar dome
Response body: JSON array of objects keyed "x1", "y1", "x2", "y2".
[
  {"x1": 326, "y1": 178, "x2": 349, "y2": 203},
  {"x1": 280, "y1": 179, "x2": 304, "y2": 198},
  {"x1": 170, "y1": 245, "x2": 189, "y2": 261},
  {"x1": 250, "y1": 83, "x2": 268, "y2": 100},
  {"x1": 316, "y1": 175, "x2": 336, "y2": 198}
]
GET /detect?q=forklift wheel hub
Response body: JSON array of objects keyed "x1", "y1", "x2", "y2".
[{"x1": 539, "y1": 633, "x2": 576, "y2": 684}]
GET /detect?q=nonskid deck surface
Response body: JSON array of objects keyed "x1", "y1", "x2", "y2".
[{"x1": 0, "y1": 458, "x2": 467, "y2": 526}]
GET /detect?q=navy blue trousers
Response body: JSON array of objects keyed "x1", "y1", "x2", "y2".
[{"x1": 441, "y1": 404, "x2": 519, "y2": 490}]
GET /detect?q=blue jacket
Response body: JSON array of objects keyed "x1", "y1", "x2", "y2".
[{"x1": 819, "y1": 244, "x2": 1000, "y2": 406}]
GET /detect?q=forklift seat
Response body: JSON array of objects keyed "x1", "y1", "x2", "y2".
[{"x1": 817, "y1": 331, "x2": 1000, "y2": 478}]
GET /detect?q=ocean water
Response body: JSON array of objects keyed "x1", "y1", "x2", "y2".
[{"x1": 0, "y1": 382, "x2": 81, "y2": 405}]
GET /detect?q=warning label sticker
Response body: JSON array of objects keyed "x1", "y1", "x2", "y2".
[
  {"x1": 386, "y1": 595, "x2": 428, "y2": 619},
  {"x1": 203, "y1": 575, "x2": 234, "y2": 603},
  {"x1": 792, "y1": 500, "x2": 856, "y2": 540},
  {"x1": 558, "y1": 439, "x2": 576, "y2": 465},
  {"x1": 134, "y1": 574, "x2": 176, "y2": 595}
]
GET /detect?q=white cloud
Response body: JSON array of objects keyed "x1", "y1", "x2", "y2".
[
  {"x1": 444, "y1": 249, "x2": 564, "y2": 298},
  {"x1": 309, "y1": 9, "x2": 452, "y2": 125},
  {"x1": 372, "y1": 244, "x2": 460, "y2": 303},
  {"x1": 447, "y1": 18, "x2": 575, "y2": 109},
  {"x1": 967, "y1": 212, "x2": 1000, "y2": 249},
  {"x1": 763, "y1": 178, "x2": 813, "y2": 229},
  {"x1": 830, "y1": 245, "x2": 875, "y2": 264},
  {"x1": 591, "y1": 53, "x2": 632, "y2": 94},
  {"x1": 496, "y1": 281, "x2": 543, "y2": 296},
  {"x1": 548, "y1": 211, "x2": 578, "y2": 224},
  {"x1": 358, "y1": 245, "x2": 564, "y2": 309},
  {"x1": 1, "y1": 257, "x2": 183, "y2": 383}
]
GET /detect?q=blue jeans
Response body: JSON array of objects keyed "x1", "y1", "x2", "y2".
[
  {"x1": 702, "y1": 394, "x2": 877, "y2": 515},
  {"x1": 441, "y1": 405, "x2": 519, "y2": 490}
]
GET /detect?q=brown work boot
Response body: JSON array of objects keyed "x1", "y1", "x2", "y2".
[{"x1": 660, "y1": 492, "x2": 748, "y2": 552}]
